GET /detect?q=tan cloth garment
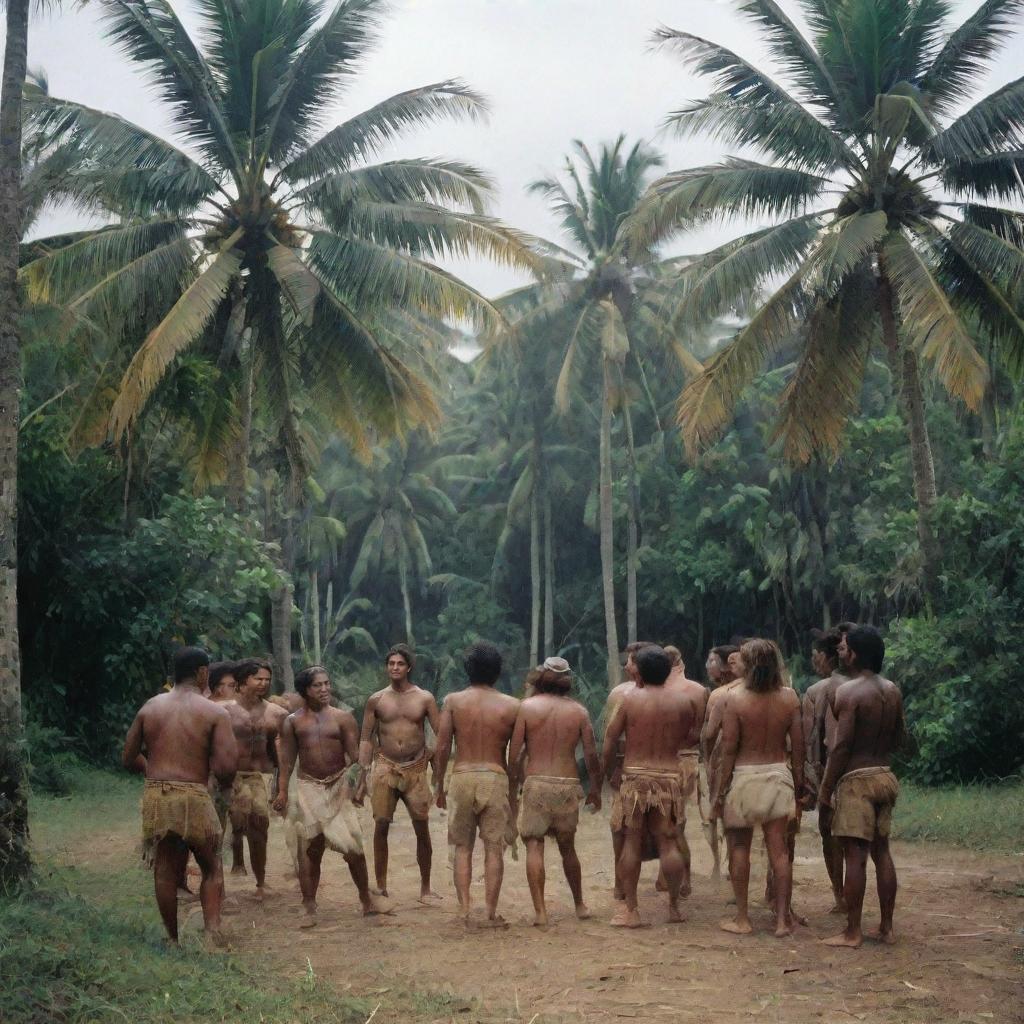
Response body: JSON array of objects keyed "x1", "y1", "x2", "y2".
[
  {"x1": 722, "y1": 762, "x2": 796, "y2": 829},
  {"x1": 612, "y1": 766, "x2": 686, "y2": 837},
  {"x1": 141, "y1": 779, "x2": 222, "y2": 865},
  {"x1": 229, "y1": 770, "x2": 271, "y2": 832},
  {"x1": 292, "y1": 769, "x2": 364, "y2": 857},
  {"x1": 518, "y1": 775, "x2": 584, "y2": 839},
  {"x1": 677, "y1": 749, "x2": 699, "y2": 802},
  {"x1": 369, "y1": 750, "x2": 432, "y2": 823},
  {"x1": 447, "y1": 767, "x2": 517, "y2": 851},
  {"x1": 832, "y1": 766, "x2": 899, "y2": 841}
]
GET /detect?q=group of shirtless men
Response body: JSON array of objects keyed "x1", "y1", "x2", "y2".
[{"x1": 122, "y1": 622, "x2": 905, "y2": 951}]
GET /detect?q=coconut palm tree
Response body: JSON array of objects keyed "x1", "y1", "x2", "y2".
[
  {"x1": 21, "y1": 0, "x2": 542, "y2": 511},
  {"x1": 494, "y1": 137, "x2": 700, "y2": 687},
  {"x1": 630, "y1": 0, "x2": 1024, "y2": 596}
]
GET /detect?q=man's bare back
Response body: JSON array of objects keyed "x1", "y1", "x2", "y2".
[
  {"x1": 724, "y1": 686, "x2": 803, "y2": 769},
  {"x1": 512, "y1": 693, "x2": 599, "y2": 782},
  {"x1": 617, "y1": 685, "x2": 701, "y2": 771},
  {"x1": 666, "y1": 672, "x2": 708, "y2": 751},
  {"x1": 445, "y1": 686, "x2": 520, "y2": 772},
  {"x1": 826, "y1": 674, "x2": 905, "y2": 777}
]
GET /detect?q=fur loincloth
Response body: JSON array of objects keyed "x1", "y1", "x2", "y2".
[
  {"x1": 447, "y1": 767, "x2": 517, "y2": 853},
  {"x1": 369, "y1": 750, "x2": 432, "y2": 823},
  {"x1": 229, "y1": 770, "x2": 272, "y2": 832},
  {"x1": 518, "y1": 775, "x2": 584, "y2": 840},
  {"x1": 612, "y1": 766, "x2": 686, "y2": 835},
  {"x1": 832, "y1": 766, "x2": 899, "y2": 841},
  {"x1": 141, "y1": 779, "x2": 222, "y2": 865}
]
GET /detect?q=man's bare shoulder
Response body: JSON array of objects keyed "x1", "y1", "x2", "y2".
[
  {"x1": 366, "y1": 688, "x2": 389, "y2": 706},
  {"x1": 442, "y1": 689, "x2": 465, "y2": 709},
  {"x1": 331, "y1": 705, "x2": 358, "y2": 725},
  {"x1": 497, "y1": 691, "x2": 521, "y2": 712},
  {"x1": 265, "y1": 701, "x2": 289, "y2": 723},
  {"x1": 707, "y1": 681, "x2": 740, "y2": 706},
  {"x1": 804, "y1": 678, "x2": 829, "y2": 702}
]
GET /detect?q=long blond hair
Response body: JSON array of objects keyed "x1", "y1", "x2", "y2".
[{"x1": 740, "y1": 639, "x2": 786, "y2": 693}]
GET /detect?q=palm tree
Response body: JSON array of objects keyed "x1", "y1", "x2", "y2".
[
  {"x1": 630, "y1": 0, "x2": 1024, "y2": 596},
  {"x1": 22, "y1": 0, "x2": 542, "y2": 510},
  {"x1": 496, "y1": 137, "x2": 698, "y2": 687},
  {"x1": 0, "y1": 0, "x2": 30, "y2": 888}
]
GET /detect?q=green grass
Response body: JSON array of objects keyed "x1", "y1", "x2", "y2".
[{"x1": 894, "y1": 780, "x2": 1024, "y2": 854}]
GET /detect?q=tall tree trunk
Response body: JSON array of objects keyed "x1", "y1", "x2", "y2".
[
  {"x1": 226, "y1": 346, "x2": 252, "y2": 513},
  {"x1": 270, "y1": 581, "x2": 294, "y2": 691},
  {"x1": 0, "y1": 0, "x2": 30, "y2": 889},
  {"x1": 877, "y1": 265, "x2": 939, "y2": 600},
  {"x1": 543, "y1": 484, "x2": 554, "y2": 657},
  {"x1": 528, "y1": 449, "x2": 541, "y2": 667},
  {"x1": 309, "y1": 568, "x2": 321, "y2": 664},
  {"x1": 400, "y1": 567, "x2": 414, "y2": 647},
  {"x1": 599, "y1": 364, "x2": 620, "y2": 689},
  {"x1": 623, "y1": 404, "x2": 639, "y2": 645}
]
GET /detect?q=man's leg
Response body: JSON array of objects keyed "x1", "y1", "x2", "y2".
[
  {"x1": 343, "y1": 851, "x2": 391, "y2": 916},
  {"x1": 650, "y1": 808, "x2": 685, "y2": 924},
  {"x1": 230, "y1": 815, "x2": 246, "y2": 875},
  {"x1": 372, "y1": 819, "x2": 390, "y2": 896},
  {"x1": 611, "y1": 827, "x2": 644, "y2": 928},
  {"x1": 763, "y1": 817, "x2": 793, "y2": 937},
  {"x1": 556, "y1": 833, "x2": 590, "y2": 920},
  {"x1": 153, "y1": 836, "x2": 188, "y2": 943},
  {"x1": 191, "y1": 837, "x2": 226, "y2": 942},
  {"x1": 525, "y1": 836, "x2": 547, "y2": 927},
  {"x1": 453, "y1": 838, "x2": 474, "y2": 920},
  {"x1": 868, "y1": 835, "x2": 897, "y2": 944},
  {"x1": 411, "y1": 818, "x2": 439, "y2": 901},
  {"x1": 296, "y1": 834, "x2": 326, "y2": 927},
  {"x1": 481, "y1": 839, "x2": 507, "y2": 926},
  {"x1": 248, "y1": 816, "x2": 270, "y2": 899},
  {"x1": 611, "y1": 827, "x2": 625, "y2": 901},
  {"x1": 823, "y1": 837, "x2": 869, "y2": 948},
  {"x1": 820, "y1": 806, "x2": 846, "y2": 912},
  {"x1": 721, "y1": 827, "x2": 753, "y2": 934}
]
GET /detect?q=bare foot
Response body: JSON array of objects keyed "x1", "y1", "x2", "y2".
[
  {"x1": 230, "y1": 865, "x2": 247, "y2": 877},
  {"x1": 774, "y1": 923, "x2": 793, "y2": 938},
  {"x1": 680, "y1": 879, "x2": 692, "y2": 899},
  {"x1": 668, "y1": 902, "x2": 687, "y2": 924},
  {"x1": 203, "y1": 929, "x2": 230, "y2": 949},
  {"x1": 610, "y1": 907, "x2": 645, "y2": 929},
  {"x1": 533, "y1": 913, "x2": 548, "y2": 928},
  {"x1": 575, "y1": 903, "x2": 592, "y2": 921},
  {"x1": 362, "y1": 896, "x2": 395, "y2": 917},
  {"x1": 789, "y1": 906, "x2": 809, "y2": 927},
  {"x1": 655, "y1": 874, "x2": 668, "y2": 893},
  {"x1": 177, "y1": 886, "x2": 199, "y2": 903},
  {"x1": 828, "y1": 897, "x2": 848, "y2": 914},
  {"x1": 720, "y1": 917, "x2": 753, "y2": 935},
  {"x1": 822, "y1": 930, "x2": 862, "y2": 948},
  {"x1": 866, "y1": 928, "x2": 896, "y2": 945},
  {"x1": 371, "y1": 887, "x2": 389, "y2": 898},
  {"x1": 299, "y1": 913, "x2": 318, "y2": 929},
  {"x1": 479, "y1": 915, "x2": 509, "y2": 929},
  {"x1": 418, "y1": 890, "x2": 444, "y2": 904}
]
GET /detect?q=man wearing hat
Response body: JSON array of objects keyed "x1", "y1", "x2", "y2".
[{"x1": 508, "y1": 657, "x2": 602, "y2": 927}]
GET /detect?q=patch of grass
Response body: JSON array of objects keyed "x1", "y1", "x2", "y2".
[{"x1": 895, "y1": 781, "x2": 1024, "y2": 854}]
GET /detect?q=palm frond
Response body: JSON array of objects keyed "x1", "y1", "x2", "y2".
[
  {"x1": 927, "y1": 74, "x2": 1024, "y2": 163},
  {"x1": 267, "y1": 240, "x2": 320, "y2": 325},
  {"x1": 802, "y1": 210, "x2": 888, "y2": 298},
  {"x1": 939, "y1": 148, "x2": 1024, "y2": 201},
  {"x1": 554, "y1": 301, "x2": 600, "y2": 413}
]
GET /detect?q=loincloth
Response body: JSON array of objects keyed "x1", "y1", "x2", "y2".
[
  {"x1": 292, "y1": 769, "x2": 364, "y2": 857},
  {"x1": 612, "y1": 767, "x2": 685, "y2": 837},
  {"x1": 229, "y1": 770, "x2": 272, "y2": 833},
  {"x1": 723, "y1": 763, "x2": 795, "y2": 829},
  {"x1": 677, "y1": 749, "x2": 699, "y2": 802},
  {"x1": 369, "y1": 750, "x2": 432, "y2": 823},
  {"x1": 518, "y1": 775, "x2": 584, "y2": 840},
  {"x1": 832, "y1": 766, "x2": 899, "y2": 842},
  {"x1": 141, "y1": 780, "x2": 222, "y2": 865},
  {"x1": 447, "y1": 767, "x2": 516, "y2": 852}
]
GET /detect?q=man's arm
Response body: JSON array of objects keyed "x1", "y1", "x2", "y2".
[
  {"x1": 425, "y1": 694, "x2": 442, "y2": 780},
  {"x1": 265, "y1": 706, "x2": 285, "y2": 769},
  {"x1": 508, "y1": 707, "x2": 527, "y2": 777},
  {"x1": 684, "y1": 693, "x2": 703, "y2": 750},
  {"x1": 580, "y1": 711, "x2": 602, "y2": 810},
  {"x1": 819, "y1": 689, "x2": 855, "y2": 806},
  {"x1": 121, "y1": 709, "x2": 147, "y2": 774},
  {"x1": 210, "y1": 707, "x2": 238, "y2": 789},
  {"x1": 701, "y1": 693, "x2": 724, "y2": 763},
  {"x1": 788, "y1": 692, "x2": 805, "y2": 801},
  {"x1": 434, "y1": 697, "x2": 454, "y2": 808},
  {"x1": 601, "y1": 701, "x2": 626, "y2": 782},
  {"x1": 714, "y1": 700, "x2": 740, "y2": 818},
  {"x1": 273, "y1": 715, "x2": 297, "y2": 813},
  {"x1": 354, "y1": 695, "x2": 378, "y2": 802},
  {"x1": 801, "y1": 690, "x2": 817, "y2": 765}
]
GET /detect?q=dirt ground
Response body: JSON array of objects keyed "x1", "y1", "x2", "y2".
[{"x1": 196, "y1": 797, "x2": 1024, "y2": 1024}]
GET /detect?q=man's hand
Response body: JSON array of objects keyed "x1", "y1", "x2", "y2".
[
  {"x1": 272, "y1": 792, "x2": 287, "y2": 815},
  {"x1": 817, "y1": 785, "x2": 832, "y2": 809},
  {"x1": 351, "y1": 787, "x2": 365, "y2": 808},
  {"x1": 798, "y1": 791, "x2": 815, "y2": 811},
  {"x1": 436, "y1": 788, "x2": 447, "y2": 810},
  {"x1": 610, "y1": 766, "x2": 622, "y2": 791},
  {"x1": 585, "y1": 789, "x2": 602, "y2": 813}
]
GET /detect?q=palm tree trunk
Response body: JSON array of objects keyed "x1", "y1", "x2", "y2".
[
  {"x1": 529, "y1": 449, "x2": 541, "y2": 667},
  {"x1": 877, "y1": 264, "x2": 939, "y2": 600},
  {"x1": 270, "y1": 581, "x2": 294, "y2": 691},
  {"x1": 599, "y1": 364, "x2": 620, "y2": 689},
  {"x1": 309, "y1": 568, "x2": 321, "y2": 664},
  {"x1": 0, "y1": 0, "x2": 30, "y2": 889},
  {"x1": 401, "y1": 576, "x2": 414, "y2": 647},
  {"x1": 623, "y1": 404, "x2": 639, "y2": 645},
  {"x1": 543, "y1": 485, "x2": 555, "y2": 657},
  {"x1": 227, "y1": 348, "x2": 252, "y2": 513}
]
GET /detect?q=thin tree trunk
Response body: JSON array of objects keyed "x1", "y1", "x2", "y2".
[
  {"x1": 529, "y1": 453, "x2": 541, "y2": 667},
  {"x1": 623, "y1": 403, "x2": 639, "y2": 645},
  {"x1": 270, "y1": 581, "x2": 294, "y2": 691},
  {"x1": 877, "y1": 264, "x2": 939, "y2": 600},
  {"x1": 227, "y1": 347, "x2": 253, "y2": 513},
  {"x1": 310, "y1": 568, "x2": 321, "y2": 664},
  {"x1": 0, "y1": 0, "x2": 30, "y2": 889},
  {"x1": 401, "y1": 574, "x2": 414, "y2": 647},
  {"x1": 543, "y1": 484, "x2": 555, "y2": 657},
  {"x1": 599, "y1": 364, "x2": 620, "y2": 689}
]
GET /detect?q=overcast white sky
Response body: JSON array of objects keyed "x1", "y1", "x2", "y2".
[{"x1": 28, "y1": 0, "x2": 1022, "y2": 298}]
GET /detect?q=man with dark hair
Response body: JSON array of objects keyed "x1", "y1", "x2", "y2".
[
  {"x1": 802, "y1": 628, "x2": 847, "y2": 912},
  {"x1": 435, "y1": 641, "x2": 519, "y2": 927},
  {"x1": 208, "y1": 662, "x2": 238, "y2": 703},
  {"x1": 356, "y1": 644, "x2": 442, "y2": 902},
  {"x1": 273, "y1": 666, "x2": 387, "y2": 927},
  {"x1": 820, "y1": 625, "x2": 905, "y2": 949},
  {"x1": 715, "y1": 639, "x2": 804, "y2": 938},
  {"x1": 122, "y1": 646, "x2": 236, "y2": 945},
  {"x1": 224, "y1": 659, "x2": 287, "y2": 900},
  {"x1": 509, "y1": 657, "x2": 602, "y2": 927},
  {"x1": 602, "y1": 644, "x2": 701, "y2": 928}
]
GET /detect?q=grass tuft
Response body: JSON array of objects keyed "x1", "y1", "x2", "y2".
[{"x1": 894, "y1": 781, "x2": 1024, "y2": 854}]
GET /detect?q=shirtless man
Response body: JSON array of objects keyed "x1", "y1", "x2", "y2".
[
  {"x1": 657, "y1": 645, "x2": 708, "y2": 896},
  {"x1": 509, "y1": 657, "x2": 602, "y2": 926},
  {"x1": 820, "y1": 625, "x2": 904, "y2": 948},
  {"x1": 699, "y1": 645, "x2": 741, "y2": 881},
  {"x1": 602, "y1": 645, "x2": 702, "y2": 928},
  {"x1": 714, "y1": 639, "x2": 803, "y2": 937},
  {"x1": 273, "y1": 665, "x2": 386, "y2": 927},
  {"x1": 356, "y1": 644, "x2": 441, "y2": 902},
  {"x1": 208, "y1": 662, "x2": 238, "y2": 703},
  {"x1": 122, "y1": 646, "x2": 236, "y2": 944},
  {"x1": 802, "y1": 628, "x2": 847, "y2": 912},
  {"x1": 435, "y1": 641, "x2": 519, "y2": 927},
  {"x1": 225, "y1": 659, "x2": 287, "y2": 899}
]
